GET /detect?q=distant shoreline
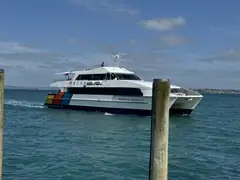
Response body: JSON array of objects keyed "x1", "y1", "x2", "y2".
[
  {"x1": 191, "y1": 89, "x2": 240, "y2": 94},
  {"x1": 4, "y1": 86, "x2": 55, "y2": 91},
  {"x1": 4, "y1": 86, "x2": 240, "y2": 94}
]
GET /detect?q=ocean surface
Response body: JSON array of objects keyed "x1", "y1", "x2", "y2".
[{"x1": 2, "y1": 89, "x2": 240, "y2": 180}]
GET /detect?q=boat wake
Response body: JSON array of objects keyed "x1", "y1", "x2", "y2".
[
  {"x1": 4, "y1": 100, "x2": 44, "y2": 109},
  {"x1": 104, "y1": 112, "x2": 115, "y2": 116}
]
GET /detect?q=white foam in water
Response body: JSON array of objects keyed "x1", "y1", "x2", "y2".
[
  {"x1": 104, "y1": 112, "x2": 115, "y2": 116},
  {"x1": 4, "y1": 100, "x2": 44, "y2": 109}
]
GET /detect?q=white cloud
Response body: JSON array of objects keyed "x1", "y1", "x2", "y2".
[
  {"x1": 66, "y1": 38, "x2": 79, "y2": 44},
  {"x1": 0, "y1": 52, "x2": 86, "y2": 87},
  {"x1": 69, "y1": 0, "x2": 139, "y2": 15},
  {"x1": 3, "y1": 40, "x2": 240, "y2": 89},
  {"x1": 0, "y1": 41, "x2": 42, "y2": 54},
  {"x1": 140, "y1": 17, "x2": 186, "y2": 31},
  {"x1": 208, "y1": 26, "x2": 240, "y2": 36},
  {"x1": 115, "y1": 7, "x2": 139, "y2": 15},
  {"x1": 199, "y1": 49, "x2": 240, "y2": 63},
  {"x1": 160, "y1": 36, "x2": 189, "y2": 46},
  {"x1": 0, "y1": 40, "x2": 186, "y2": 87}
]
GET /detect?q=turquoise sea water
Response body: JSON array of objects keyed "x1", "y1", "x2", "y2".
[{"x1": 2, "y1": 89, "x2": 240, "y2": 180}]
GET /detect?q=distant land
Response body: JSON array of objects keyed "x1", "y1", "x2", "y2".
[
  {"x1": 191, "y1": 88, "x2": 240, "y2": 94},
  {"x1": 4, "y1": 85, "x2": 240, "y2": 94},
  {"x1": 4, "y1": 85, "x2": 53, "y2": 91}
]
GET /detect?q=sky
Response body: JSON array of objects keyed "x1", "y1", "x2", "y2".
[{"x1": 1, "y1": 0, "x2": 240, "y2": 89}]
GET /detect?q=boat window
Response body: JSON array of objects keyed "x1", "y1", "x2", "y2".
[
  {"x1": 114, "y1": 74, "x2": 141, "y2": 80},
  {"x1": 106, "y1": 73, "x2": 110, "y2": 80},
  {"x1": 171, "y1": 88, "x2": 187, "y2": 94},
  {"x1": 75, "y1": 74, "x2": 109, "y2": 80},
  {"x1": 75, "y1": 73, "x2": 140, "y2": 80},
  {"x1": 91, "y1": 74, "x2": 106, "y2": 80},
  {"x1": 75, "y1": 74, "x2": 90, "y2": 80},
  {"x1": 111, "y1": 73, "x2": 117, "y2": 80}
]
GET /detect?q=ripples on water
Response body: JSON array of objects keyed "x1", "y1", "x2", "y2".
[{"x1": 2, "y1": 90, "x2": 240, "y2": 180}]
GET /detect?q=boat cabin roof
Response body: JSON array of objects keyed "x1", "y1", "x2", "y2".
[
  {"x1": 72, "y1": 66, "x2": 134, "y2": 75},
  {"x1": 52, "y1": 66, "x2": 183, "y2": 89}
]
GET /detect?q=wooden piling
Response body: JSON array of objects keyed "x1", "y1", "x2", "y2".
[
  {"x1": 149, "y1": 79, "x2": 170, "y2": 180},
  {"x1": 0, "y1": 69, "x2": 4, "y2": 180}
]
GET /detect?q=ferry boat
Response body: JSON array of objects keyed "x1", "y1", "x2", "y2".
[{"x1": 44, "y1": 63, "x2": 203, "y2": 116}]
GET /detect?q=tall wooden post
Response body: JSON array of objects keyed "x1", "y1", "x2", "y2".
[
  {"x1": 0, "y1": 69, "x2": 4, "y2": 180},
  {"x1": 149, "y1": 79, "x2": 170, "y2": 180}
]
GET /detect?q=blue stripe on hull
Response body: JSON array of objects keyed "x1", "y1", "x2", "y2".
[
  {"x1": 61, "y1": 92, "x2": 73, "y2": 105},
  {"x1": 44, "y1": 104, "x2": 193, "y2": 116}
]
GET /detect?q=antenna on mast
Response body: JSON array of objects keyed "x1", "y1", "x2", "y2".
[{"x1": 112, "y1": 52, "x2": 120, "y2": 66}]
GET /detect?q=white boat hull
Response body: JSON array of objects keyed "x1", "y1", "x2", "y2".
[
  {"x1": 46, "y1": 66, "x2": 204, "y2": 116},
  {"x1": 170, "y1": 95, "x2": 203, "y2": 115},
  {"x1": 44, "y1": 93, "x2": 177, "y2": 116},
  {"x1": 70, "y1": 94, "x2": 177, "y2": 110}
]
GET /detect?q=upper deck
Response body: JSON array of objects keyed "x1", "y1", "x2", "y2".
[
  {"x1": 50, "y1": 65, "x2": 185, "y2": 91},
  {"x1": 72, "y1": 66, "x2": 135, "y2": 75}
]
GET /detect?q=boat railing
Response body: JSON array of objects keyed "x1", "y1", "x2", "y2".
[
  {"x1": 171, "y1": 88, "x2": 201, "y2": 96},
  {"x1": 51, "y1": 78, "x2": 72, "y2": 83}
]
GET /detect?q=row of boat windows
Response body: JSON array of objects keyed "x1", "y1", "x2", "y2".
[
  {"x1": 75, "y1": 73, "x2": 141, "y2": 81},
  {"x1": 67, "y1": 87, "x2": 143, "y2": 96}
]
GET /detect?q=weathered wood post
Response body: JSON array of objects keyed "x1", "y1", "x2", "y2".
[
  {"x1": 149, "y1": 79, "x2": 170, "y2": 180},
  {"x1": 0, "y1": 69, "x2": 4, "y2": 180}
]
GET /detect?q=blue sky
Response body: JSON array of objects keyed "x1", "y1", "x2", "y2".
[{"x1": 1, "y1": 0, "x2": 240, "y2": 89}]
